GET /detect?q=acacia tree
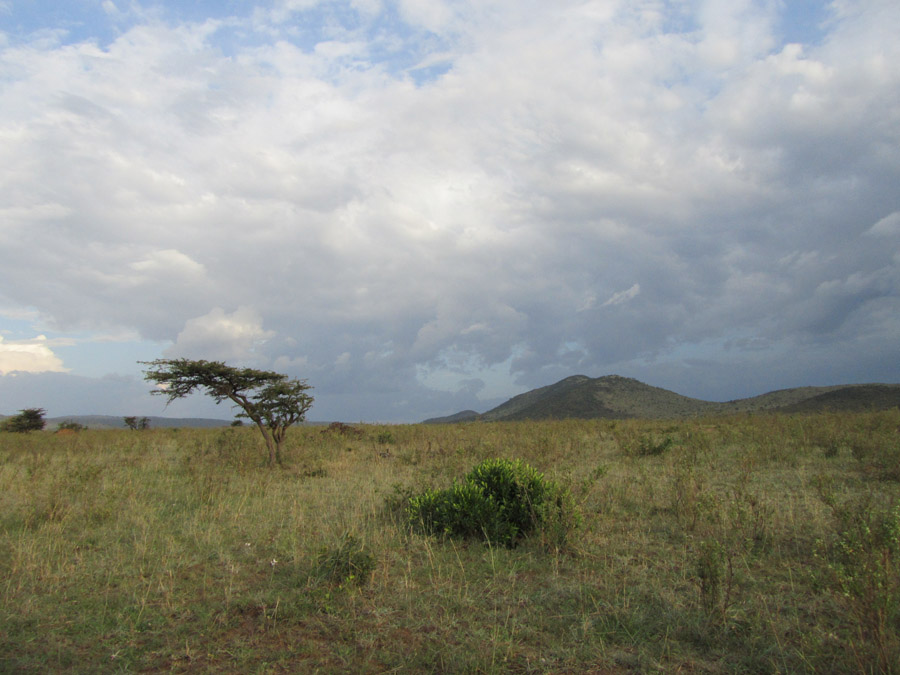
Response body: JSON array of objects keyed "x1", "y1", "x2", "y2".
[
  {"x1": 141, "y1": 359, "x2": 314, "y2": 466},
  {"x1": 123, "y1": 416, "x2": 150, "y2": 430},
  {"x1": 0, "y1": 408, "x2": 46, "y2": 433}
]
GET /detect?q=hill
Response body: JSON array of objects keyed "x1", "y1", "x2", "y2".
[
  {"x1": 772, "y1": 384, "x2": 900, "y2": 414},
  {"x1": 422, "y1": 410, "x2": 481, "y2": 424},
  {"x1": 424, "y1": 375, "x2": 900, "y2": 422}
]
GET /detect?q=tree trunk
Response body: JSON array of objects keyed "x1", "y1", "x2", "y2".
[
  {"x1": 265, "y1": 435, "x2": 278, "y2": 466},
  {"x1": 272, "y1": 425, "x2": 287, "y2": 466},
  {"x1": 253, "y1": 422, "x2": 278, "y2": 466}
]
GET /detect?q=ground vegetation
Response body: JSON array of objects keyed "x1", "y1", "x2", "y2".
[{"x1": 1, "y1": 411, "x2": 899, "y2": 672}]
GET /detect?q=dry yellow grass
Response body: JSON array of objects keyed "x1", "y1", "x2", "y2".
[{"x1": 1, "y1": 411, "x2": 899, "y2": 672}]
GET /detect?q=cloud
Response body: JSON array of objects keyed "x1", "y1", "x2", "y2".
[
  {"x1": 601, "y1": 284, "x2": 641, "y2": 308},
  {"x1": 1, "y1": 1, "x2": 899, "y2": 420},
  {"x1": 868, "y1": 212, "x2": 900, "y2": 237},
  {"x1": 696, "y1": 0, "x2": 779, "y2": 68},
  {"x1": 129, "y1": 249, "x2": 206, "y2": 279},
  {"x1": 397, "y1": 0, "x2": 455, "y2": 34},
  {"x1": 165, "y1": 307, "x2": 275, "y2": 363},
  {"x1": 0, "y1": 335, "x2": 69, "y2": 375}
]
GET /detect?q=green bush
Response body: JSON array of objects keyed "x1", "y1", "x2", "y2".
[
  {"x1": 56, "y1": 420, "x2": 86, "y2": 432},
  {"x1": 694, "y1": 538, "x2": 735, "y2": 625},
  {"x1": 817, "y1": 498, "x2": 900, "y2": 671},
  {"x1": 406, "y1": 458, "x2": 577, "y2": 548},
  {"x1": 637, "y1": 434, "x2": 675, "y2": 456},
  {"x1": 313, "y1": 533, "x2": 377, "y2": 587}
]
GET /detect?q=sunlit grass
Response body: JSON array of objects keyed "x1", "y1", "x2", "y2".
[{"x1": 1, "y1": 411, "x2": 899, "y2": 672}]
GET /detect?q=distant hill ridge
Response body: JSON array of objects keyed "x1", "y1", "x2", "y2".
[
  {"x1": 0, "y1": 414, "x2": 234, "y2": 430},
  {"x1": 0, "y1": 415, "x2": 334, "y2": 430},
  {"x1": 423, "y1": 375, "x2": 900, "y2": 423},
  {"x1": 47, "y1": 415, "x2": 234, "y2": 429}
]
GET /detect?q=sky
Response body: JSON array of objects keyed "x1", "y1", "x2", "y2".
[{"x1": 1, "y1": 0, "x2": 899, "y2": 423}]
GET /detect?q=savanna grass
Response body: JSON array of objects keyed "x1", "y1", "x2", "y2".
[{"x1": 1, "y1": 410, "x2": 899, "y2": 672}]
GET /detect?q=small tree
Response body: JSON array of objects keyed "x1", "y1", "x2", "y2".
[
  {"x1": 57, "y1": 420, "x2": 86, "y2": 432},
  {"x1": 1, "y1": 408, "x2": 47, "y2": 433},
  {"x1": 141, "y1": 359, "x2": 313, "y2": 466},
  {"x1": 124, "y1": 416, "x2": 150, "y2": 430}
]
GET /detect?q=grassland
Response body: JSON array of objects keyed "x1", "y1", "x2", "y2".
[{"x1": 2, "y1": 411, "x2": 899, "y2": 673}]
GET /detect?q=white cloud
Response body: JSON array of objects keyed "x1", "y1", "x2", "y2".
[
  {"x1": 262, "y1": 0, "x2": 326, "y2": 25},
  {"x1": 1, "y1": 1, "x2": 899, "y2": 419},
  {"x1": 696, "y1": 0, "x2": 778, "y2": 68},
  {"x1": 397, "y1": 0, "x2": 455, "y2": 33},
  {"x1": 165, "y1": 307, "x2": 275, "y2": 363},
  {"x1": 0, "y1": 335, "x2": 69, "y2": 375},
  {"x1": 129, "y1": 249, "x2": 206, "y2": 279},
  {"x1": 601, "y1": 284, "x2": 641, "y2": 307},
  {"x1": 868, "y1": 212, "x2": 900, "y2": 237}
]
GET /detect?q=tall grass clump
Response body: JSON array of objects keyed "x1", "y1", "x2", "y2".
[
  {"x1": 312, "y1": 532, "x2": 377, "y2": 587},
  {"x1": 817, "y1": 495, "x2": 900, "y2": 672},
  {"x1": 694, "y1": 537, "x2": 736, "y2": 627},
  {"x1": 405, "y1": 457, "x2": 578, "y2": 548}
]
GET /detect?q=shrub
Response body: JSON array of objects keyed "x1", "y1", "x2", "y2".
[
  {"x1": 637, "y1": 434, "x2": 675, "y2": 456},
  {"x1": 313, "y1": 533, "x2": 377, "y2": 587},
  {"x1": 56, "y1": 420, "x2": 86, "y2": 432},
  {"x1": 408, "y1": 482, "x2": 519, "y2": 545},
  {"x1": 817, "y1": 497, "x2": 900, "y2": 671},
  {"x1": 694, "y1": 538, "x2": 735, "y2": 625},
  {"x1": 406, "y1": 458, "x2": 577, "y2": 548},
  {"x1": 850, "y1": 435, "x2": 900, "y2": 481}
]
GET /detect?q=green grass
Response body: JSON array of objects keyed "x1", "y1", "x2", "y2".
[{"x1": 2, "y1": 412, "x2": 900, "y2": 672}]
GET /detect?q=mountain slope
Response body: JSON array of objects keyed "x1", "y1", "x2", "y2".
[
  {"x1": 773, "y1": 384, "x2": 900, "y2": 414},
  {"x1": 422, "y1": 410, "x2": 481, "y2": 424},
  {"x1": 481, "y1": 375, "x2": 711, "y2": 421},
  {"x1": 424, "y1": 376, "x2": 900, "y2": 423}
]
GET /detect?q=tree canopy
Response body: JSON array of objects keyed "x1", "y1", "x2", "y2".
[
  {"x1": 1, "y1": 408, "x2": 47, "y2": 433},
  {"x1": 141, "y1": 359, "x2": 313, "y2": 465}
]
